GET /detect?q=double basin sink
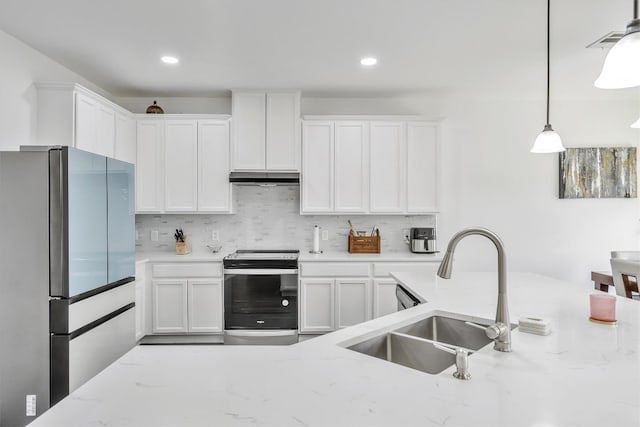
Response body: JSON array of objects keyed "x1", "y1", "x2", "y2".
[{"x1": 345, "y1": 312, "x2": 516, "y2": 375}]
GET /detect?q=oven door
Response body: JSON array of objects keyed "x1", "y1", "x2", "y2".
[{"x1": 224, "y1": 269, "x2": 298, "y2": 331}]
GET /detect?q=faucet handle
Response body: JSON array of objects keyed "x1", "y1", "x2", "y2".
[
  {"x1": 464, "y1": 321, "x2": 509, "y2": 340},
  {"x1": 485, "y1": 322, "x2": 509, "y2": 340}
]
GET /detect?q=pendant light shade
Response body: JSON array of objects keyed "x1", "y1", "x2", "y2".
[
  {"x1": 531, "y1": 0, "x2": 565, "y2": 153},
  {"x1": 594, "y1": 0, "x2": 640, "y2": 89},
  {"x1": 531, "y1": 124, "x2": 564, "y2": 153}
]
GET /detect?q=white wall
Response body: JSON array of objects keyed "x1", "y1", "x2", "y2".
[{"x1": 0, "y1": 29, "x2": 106, "y2": 150}]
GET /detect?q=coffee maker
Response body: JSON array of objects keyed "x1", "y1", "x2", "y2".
[{"x1": 407, "y1": 227, "x2": 437, "y2": 253}]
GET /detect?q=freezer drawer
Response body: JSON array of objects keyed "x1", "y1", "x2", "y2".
[{"x1": 50, "y1": 304, "x2": 135, "y2": 405}]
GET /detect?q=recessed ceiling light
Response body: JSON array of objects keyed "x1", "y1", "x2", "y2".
[
  {"x1": 161, "y1": 56, "x2": 179, "y2": 64},
  {"x1": 360, "y1": 57, "x2": 377, "y2": 66}
]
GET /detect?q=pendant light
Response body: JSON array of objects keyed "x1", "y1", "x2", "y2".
[
  {"x1": 594, "y1": 0, "x2": 640, "y2": 88},
  {"x1": 531, "y1": 0, "x2": 565, "y2": 153}
]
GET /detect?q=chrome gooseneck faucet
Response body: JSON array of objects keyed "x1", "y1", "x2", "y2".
[{"x1": 437, "y1": 227, "x2": 512, "y2": 352}]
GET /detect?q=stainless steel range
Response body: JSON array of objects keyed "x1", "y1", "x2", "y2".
[{"x1": 223, "y1": 250, "x2": 299, "y2": 345}]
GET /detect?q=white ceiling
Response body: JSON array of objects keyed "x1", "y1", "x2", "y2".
[{"x1": 0, "y1": 0, "x2": 631, "y2": 98}]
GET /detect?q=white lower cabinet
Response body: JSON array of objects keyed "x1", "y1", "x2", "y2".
[
  {"x1": 373, "y1": 279, "x2": 398, "y2": 318},
  {"x1": 300, "y1": 279, "x2": 335, "y2": 332},
  {"x1": 135, "y1": 279, "x2": 146, "y2": 341},
  {"x1": 134, "y1": 261, "x2": 148, "y2": 341},
  {"x1": 152, "y1": 278, "x2": 222, "y2": 334},
  {"x1": 152, "y1": 280, "x2": 188, "y2": 333},
  {"x1": 188, "y1": 280, "x2": 223, "y2": 333},
  {"x1": 299, "y1": 277, "x2": 373, "y2": 333},
  {"x1": 336, "y1": 279, "x2": 371, "y2": 328},
  {"x1": 299, "y1": 260, "x2": 440, "y2": 334}
]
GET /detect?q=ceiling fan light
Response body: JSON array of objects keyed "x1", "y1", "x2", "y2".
[
  {"x1": 531, "y1": 124, "x2": 565, "y2": 153},
  {"x1": 594, "y1": 31, "x2": 640, "y2": 88}
]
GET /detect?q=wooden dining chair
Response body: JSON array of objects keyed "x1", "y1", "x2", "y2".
[{"x1": 610, "y1": 252, "x2": 640, "y2": 299}]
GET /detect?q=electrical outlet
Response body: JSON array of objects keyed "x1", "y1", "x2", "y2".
[
  {"x1": 211, "y1": 230, "x2": 219, "y2": 241},
  {"x1": 321, "y1": 230, "x2": 329, "y2": 241},
  {"x1": 150, "y1": 230, "x2": 159, "y2": 242},
  {"x1": 402, "y1": 228, "x2": 410, "y2": 239},
  {"x1": 26, "y1": 395, "x2": 36, "y2": 416}
]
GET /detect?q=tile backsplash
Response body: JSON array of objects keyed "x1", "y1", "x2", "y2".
[{"x1": 135, "y1": 186, "x2": 436, "y2": 254}]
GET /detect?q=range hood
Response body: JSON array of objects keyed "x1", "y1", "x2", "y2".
[{"x1": 229, "y1": 172, "x2": 300, "y2": 185}]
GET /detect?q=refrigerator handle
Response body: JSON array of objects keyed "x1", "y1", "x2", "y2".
[{"x1": 49, "y1": 147, "x2": 69, "y2": 297}]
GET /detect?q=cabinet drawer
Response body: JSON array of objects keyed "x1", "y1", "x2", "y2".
[
  {"x1": 300, "y1": 262, "x2": 369, "y2": 277},
  {"x1": 372, "y1": 262, "x2": 438, "y2": 277},
  {"x1": 152, "y1": 263, "x2": 222, "y2": 278}
]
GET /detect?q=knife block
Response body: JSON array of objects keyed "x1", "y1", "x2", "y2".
[{"x1": 175, "y1": 238, "x2": 192, "y2": 255}]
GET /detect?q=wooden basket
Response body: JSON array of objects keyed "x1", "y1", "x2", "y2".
[{"x1": 348, "y1": 235, "x2": 381, "y2": 254}]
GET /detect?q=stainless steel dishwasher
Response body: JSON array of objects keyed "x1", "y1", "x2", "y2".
[{"x1": 396, "y1": 284, "x2": 422, "y2": 310}]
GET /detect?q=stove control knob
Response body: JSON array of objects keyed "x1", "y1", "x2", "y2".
[{"x1": 282, "y1": 299, "x2": 289, "y2": 307}]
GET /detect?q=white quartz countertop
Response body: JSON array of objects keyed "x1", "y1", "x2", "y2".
[
  {"x1": 298, "y1": 251, "x2": 443, "y2": 262},
  {"x1": 136, "y1": 250, "x2": 443, "y2": 263},
  {"x1": 31, "y1": 272, "x2": 640, "y2": 427},
  {"x1": 135, "y1": 251, "x2": 226, "y2": 263}
]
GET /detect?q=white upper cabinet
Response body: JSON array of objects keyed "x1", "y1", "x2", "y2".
[
  {"x1": 407, "y1": 122, "x2": 438, "y2": 212},
  {"x1": 369, "y1": 121, "x2": 405, "y2": 213},
  {"x1": 301, "y1": 121, "x2": 334, "y2": 212},
  {"x1": 164, "y1": 120, "x2": 198, "y2": 212},
  {"x1": 301, "y1": 117, "x2": 440, "y2": 214},
  {"x1": 334, "y1": 121, "x2": 368, "y2": 213},
  {"x1": 114, "y1": 112, "x2": 136, "y2": 164},
  {"x1": 136, "y1": 120, "x2": 165, "y2": 212},
  {"x1": 35, "y1": 83, "x2": 134, "y2": 162},
  {"x1": 232, "y1": 92, "x2": 266, "y2": 170},
  {"x1": 135, "y1": 116, "x2": 232, "y2": 214},
  {"x1": 266, "y1": 92, "x2": 301, "y2": 170},
  {"x1": 232, "y1": 90, "x2": 300, "y2": 171},
  {"x1": 198, "y1": 120, "x2": 231, "y2": 212}
]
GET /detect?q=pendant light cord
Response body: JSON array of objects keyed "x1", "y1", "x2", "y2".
[
  {"x1": 546, "y1": 0, "x2": 550, "y2": 126},
  {"x1": 635, "y1": 0, "x2": 638, "y2": 19}
]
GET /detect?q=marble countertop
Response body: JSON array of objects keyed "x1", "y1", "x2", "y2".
[{"x1": 31, "y1": 272, "x2": 640, "y2": 427}]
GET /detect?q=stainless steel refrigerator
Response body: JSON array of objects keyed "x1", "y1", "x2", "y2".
[{"x1": 0, "y1": 146, "x2": 136, "y2": 426}]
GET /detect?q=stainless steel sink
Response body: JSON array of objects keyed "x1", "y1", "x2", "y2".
[
  {"x1": 347, "y1": 332, "x2": 458, "y2": 375},
  {"x1": 393, "y1": 315, "x2": 493, "y2": 351},
  {"x1": 345, "y1": 312, "x2": 517, "y2": 375}
]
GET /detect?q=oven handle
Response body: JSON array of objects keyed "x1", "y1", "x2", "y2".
[{"x1": 223, "y1": 269, "x2": 299, "y2": 275}]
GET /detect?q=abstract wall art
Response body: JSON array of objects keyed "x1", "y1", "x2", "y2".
[{"x1": 559, "y1": 147, "x2": 637, "y2": 199}]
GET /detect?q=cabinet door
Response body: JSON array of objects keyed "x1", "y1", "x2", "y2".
[
  {"x1": 187, "y1": 279, "x2": 223, "y2": 333},
  {"x1": 369, "y1": 121, "x2": 406, "y2": 213},
  {"x1": 198, "y1": 120, "x2": 231, "y2": 212},
  {"x1": 301, "y1": 121, "x2": 334, "y2": 213},
  {"x1": 152, "y1": 280, "x2": 188, "y2": 333},
  {"x1": 334, "y1": 121, "x2": 368, "y2": 212},
  {"x1": 300, "y1": 279, "x2": 335, "y2": 332},
  {"x1": 164, "y1": 120, "x2": 198, "y2": 211},
  {"x1": 336, "y1": 279, "x2": 371, "y2": 328},
  {"x1": 136, "y1": 120, "x2": 164, "y2": 212},
  {"x1": 232, "y1": 92, "x2": 266, "y2": 170},
  {"x1": 135, "y1": 279, "x2": 146, "y2": 341},
  {"x1": 74, "y1": 92, "x2": 98, "y2": 153},
  {"x1": 373, "y1": 279, "x2": 398, "y2": 318},
  {"x1": 266, "y1": 92, "x2": 300, "y2": 170},
  {"x1": 115, "y1": 112, "x2": 136, "y2": 164},
  {"x1": 407, "y1": 122, "x2": 438, "y2": 212},
  {"x1": 95, "y1": 104, "x2": 116, "y2": 158}
]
